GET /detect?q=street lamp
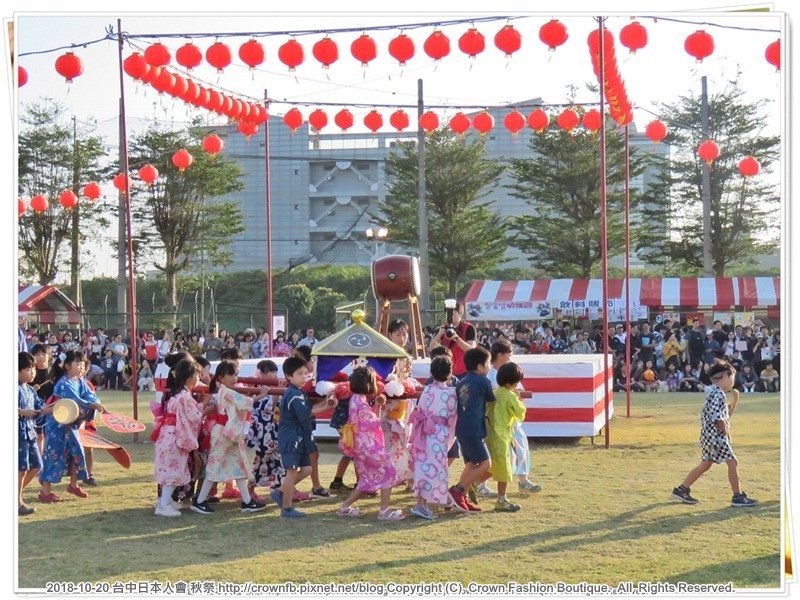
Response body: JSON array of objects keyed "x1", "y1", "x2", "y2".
[{"x1": 365, "y1": 227, "x2": 388, "y2": 259}]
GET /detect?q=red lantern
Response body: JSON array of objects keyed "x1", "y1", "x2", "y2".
[
  {"x1": 503, "y1": 111, "x2": 525, "y2": 136},
  {"x1": 388, "y1": 33, "x2": 415, "y2": 66},
  {"x1": 228, "y1": 99, "x2": 244, "y2": 120},
  {"x1": 206, "y1": 42, "x2": 232, "y2": 73},
  {"x1": 207, "y1": 90, "x2": 223, "y2": 112},
  {"x1": 645, "y1": 120, "x2": 667, "y2": 143},
  {"x1": 389, "y1": 109, "x2": 410, "y2": 132},
  {"x1": 82, "y1": 182, "x2": 102, "y2": 201},
  {"x1": 765, "y1": 39, "x2": 780, "y2": 70},
  {"x1": 283, "y1": 108, "x2": 304, "y2": 132},
  {"x1": 449, "y1": 112, "x2": 471, "y2": 135},
  {"x1": 308, "y1": 109, "x2": 328, "y2": 132},
  {"x1": 312, "y1": 37, "x2": 338, "y2": 68},
  {"x1": 473, "y1": 111, "x2": 494, "y2": 135},
  {"x1": 334, "y1": 109, "x2": 354, "y2": 131},
  {"x1": 123, "y1": 53, "x2": 149, "y2": 80},
  {"x1": 55, "y1": 52, "x2": 83, "y2": 83},
  {"x1": 58, "y1": 190, "x2": 78, "y2": 209},
  {"x1": 113, "y1": 173, "x2": 132, "y2": 194},
  {"x1": 423, "y1": 30, "x2": 450, "y2": 61},
  {"x1": 182, "y1": 79, "x2": 200, "y2": 104},
  {"x1": 278, "y1": 39, "x2": 305, "y2": 71},
  {"x1": 176, "y1": 42, "x2": 203, "y2": 70},
  {"x1": 582, "y1": 109, "x2": 602, "y2": 132},
  {"x1": 171, "y1": 75, "x2": 188, "y2": 98},
  {"x1": 18, "y1": 198, "x2": 26, "y2": 217},
  {"x1": 527, "y1": 108, "x2": 549, "y2": 133},
  {"x1": 364, "y1": 110, "x2": 383, "y2": 133},
  {"x1": 194, "y1": 87, "x2": 211, "y2": 109},
  {"x1": 738, "y1": 156, "x2": 760, "y2": 178},
  {"x1": 684, "y1": 30, "x2": 714, "y2": 63},
  {"x1": 202, "y1": 134, "x2": 224, "y2": 157},
  {"x1": 419, "y1": 110, "x2": 439, "y2": 133},
  {"x1": 458, "y1": 28, "x2": 485, "y2": 58},
  {"x1": 219, "y1": 96, "x2": 234, "y2": 116},
  {"x1": 239, "y1": 39, "x2": 265, "y2": 70},
  {"x1": 351, "y1": 34, "x2": 377, "y2": 67},
  {"x1": 539, "y1": 20, "x2": 568, "y2": 50},
  {"x1": 140, "y1": 65, "x2": 161, "y2": 86},
  {"x1": 494, "y1": 24, "x2": 522, "y2": 57},
  {"x1": 619, "y1": 21, "x2": 648, "y2": 53},
  {"x1": 697, "y1": 140, "x2": 720, "y2": 165},
  {"x1": 172, "y1": 149, "x2": 194, "y2": 173},
  {"x1": 237, "y1": 120, "x2": 259, "y2": 139},
  {"x1": 30, "y1": 195, "x2": 48, "y2": 212},
  {"x1": 557, "y1": 109, "x2": 579, "y2": 132},
  {"x1": 144, "y1": 42, "x2": 171, "y2": 67},
  {"x1": 138, "y1": 164, "x2": 159, "y2": 185},
  {"x1": 152, "y1": 69, "x2": 176, "y2": 95},
  {"x1": 18, "y1": 66, "x2": 28, "y2": 87}
]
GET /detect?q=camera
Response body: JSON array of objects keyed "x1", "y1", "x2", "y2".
[
  {"x1": 443, "y1": 298, "x2": 457, "y2": 340},
  {"x1": 444, "y1": 326, "x2": 457, "y2": 339}
]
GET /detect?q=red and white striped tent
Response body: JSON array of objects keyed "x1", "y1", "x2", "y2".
[
  {"x1": 465, "y1": 276, "x2": 780, "y2": 322},
  {"x1": 18, "y1": 285, "x2": 81, "y2": 325}
]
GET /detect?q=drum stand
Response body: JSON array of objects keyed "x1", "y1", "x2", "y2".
[{"x1": 376, "y1": 293, "x2": 426, "y2": 359}]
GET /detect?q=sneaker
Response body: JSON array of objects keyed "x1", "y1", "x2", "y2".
[
  {"x1": 464, "y1": 499, "x2": 482, "y2": 512},
  {"x1": 731, "y1": 492, "x2": 757, "y2": 507},
  {"x1": 18, "y1": 504, "x2": 35, "y2": 516},
  {"x1": 329, "y1": 480, "x2": 354, "y2": 492},
  {"x1": 476, "y1": 483, "x2": 498, "y2": 497},
  {"x1": 269, "y1": 489, "x2": 284, "y2": 508},
  {"x1": 448, "y1": 486, "x2": 470, "y2": 513},
  {"x1": 81, "y1": 477, "x2": 98, "y2": 487},
  {"x1": 310, "y1": 487, "x2": 331, "y2": 499},
  {"x1": 519, "y1": 480, "x2": 543, "y2": 494},
  {"x1": 495, "y1": 499, "x2": 522, "y2": 513},
  {"x1": 190, "y1": 499, "x2": 215, "y2": 515},
  {"x1": 467, "y1": 483, "x2": 479, "y2": 505},
  {"x1": 154, "y1": 504, "x2": 182, "y2": 517},
  {"x1": 241, "y1": 499, "x2": 267, "y2": 513},
  {"x1": 671, "y1": 485, "x2": 699, "y2": 505},
  {"x1": 410, "y1": 505, "x2": 438, "y2": 520},
  {"x1": 281, "y1": 507, "x2": 306, "y2": 518},
  {"x1": 66, "y1": 485, "x2": 88, "y2": 498}
]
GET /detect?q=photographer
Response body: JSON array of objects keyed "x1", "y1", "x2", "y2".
[{"x1": 427, "y1": 301, "x2": 476, "y2": 378}]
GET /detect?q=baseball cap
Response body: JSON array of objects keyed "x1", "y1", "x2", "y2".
[{"x1": 706, "y1": 329, "x2": 713, "y2": 335}]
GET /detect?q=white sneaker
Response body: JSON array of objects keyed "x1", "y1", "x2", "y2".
[
  {"x1": 476, "y1": 483, "x2": 498, "y2": 497},
  {"x1": 154, "y1": 504, "x2": 182, "y2": 517}
]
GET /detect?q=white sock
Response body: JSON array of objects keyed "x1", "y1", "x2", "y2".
[
  {"x1": 160, "y1": 485, "x2": 176, "y2": 507},
  {"x1": 195, "y1": 479, "x2": 214, "y2": 504},
  {"x1": 498, "y1": 495, "x2": 507, "y2": 502},
  {"x1": 237, "y1": 479, "x2": 251, "y2": 503}
]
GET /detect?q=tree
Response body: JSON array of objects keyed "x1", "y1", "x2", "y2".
[
  {"x1": 378, "y1": 129, "x2": 507, "y2": 296},
  {"x1": 274, "y1": 283, "x2": 315, "y2": 330},
  {"x1": 506, "y1": 115, "x2": 651, "y2": 278},
  {"x1": 18, "y1": 100, "x2": 108, "y2": 284},
  {"x1": 636, "y1": 78, "x2": 780, "y2": 276},
  {"x1": 308, "y1": 287, "x2": 347, "y2": 336},
  {"x1": 128, "y1": 124, "x2": 245, "y2": 323}
]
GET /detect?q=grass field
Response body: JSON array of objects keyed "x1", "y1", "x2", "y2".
[{"x1": 17, "y1": 390, "x2": 781, "y2": 589}]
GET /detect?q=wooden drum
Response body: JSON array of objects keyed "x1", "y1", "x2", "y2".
[{"x1": 371, "y1": 255, "x2": 421, "y2": 301}]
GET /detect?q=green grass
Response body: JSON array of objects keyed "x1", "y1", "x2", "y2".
[{"x1": 18, "y1": 391, "x2": 781, "y2": 589}]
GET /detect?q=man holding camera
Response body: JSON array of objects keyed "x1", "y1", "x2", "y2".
[{"x1": 428, "y1": 301, "x2": 477, "y2": 378}]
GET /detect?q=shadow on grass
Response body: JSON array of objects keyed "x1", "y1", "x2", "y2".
[{"x1": 665, "y1": 553, "x2": 781, "y2": 587}]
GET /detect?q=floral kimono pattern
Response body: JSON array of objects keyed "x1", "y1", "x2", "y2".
[
  {"x1": 205, "y1": 384, "x2": 253, "y2": 482},
  {"x1": 247, "y1": 394, "x2": 284, "y2": 489},
  {"x1": 154, "y1": 389, "x2": 203, "y2": 486},
  {"x1": 340, "y1": 394, "x2": 396, "y2": 493},
  {"x1": 380, "y1": 397, "x2": 414, "y2": 485}
]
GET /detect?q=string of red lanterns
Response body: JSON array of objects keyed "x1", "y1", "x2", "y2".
[{"x1": 587, "y1": 28, "x2": 634, "y2": 125}]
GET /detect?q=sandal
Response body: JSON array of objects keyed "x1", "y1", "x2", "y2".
[
  {"x1": 67, "y1": 485, "x2": 88, "y2": 498},
  {"x1": 377, "y1": 508, "x2": 405, "y2": 521},
  {"x1": 336, "y1": 505, "x2": 363, "y2": 517},
  {"x1": 38, "y1": 491, "x2": 61, "y2": 503}
]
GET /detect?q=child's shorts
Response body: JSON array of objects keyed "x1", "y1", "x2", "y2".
[
  {"x1": 19, "y1": 437, "x2": 42, "y2": 472},
  {"x1": 447, "y1": 438, "x2": 461, "y2": 459},
  {"x1": 281, "y1": 451, "x2": 311, "y2": 470},
  {"x1": 457, "y1": 435, "x2": 489, "y2": 464}
]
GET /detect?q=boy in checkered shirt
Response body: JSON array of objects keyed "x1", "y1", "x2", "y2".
[{"x1": 671, "y1": 360, "x2": 757, "y2": 508}]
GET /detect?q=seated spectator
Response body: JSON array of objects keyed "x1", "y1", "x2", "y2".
[
  {"x1": 529, "y1": 331, "x2": 550, "y2": 354},
  {"x1": 571, "y1": 331, "x2": 593, "y2": 354},
  {"x1": 737, "y1": 364, "x2": 759, "y2": 393},
  {"x1": 640, "y1": 360, "x2": 660, "y2": 392},
  {"x1": 665, "y1": 363, "x2": 681, "y2": 392},
  {"x1": 138, "y1": 361, "x2": 155, "y2": 391},
  {"x1": 760, "y1": 364, "x2": 780, "y2": 392},
  {"x1": 550, "y1": 335, "x2": 568, "y2": 354},
  {"x1": 512, "y1": 328, "x2": 531, "y2": 354},
  {"x1": 679, "y1": 364, "x2": 701, "y2": 392}
]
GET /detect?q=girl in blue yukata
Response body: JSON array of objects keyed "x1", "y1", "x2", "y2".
[{"x1": 38, "y1": 350, "x2": 107, "y2": 503}]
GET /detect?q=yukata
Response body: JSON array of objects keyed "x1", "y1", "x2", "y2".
[
  {"x1": 247, "y1": 394, "x2": 284, "y2": 489},
  {"x1": 205, "y1": 384, "x2": 253, "y2": 481},
  {"x1": 408, "y1": 381, "x2": 456, "y2": 505},
  {"x1": 153, "y1": 389, "x2": 203, "y2": 486},
  {"x1": 18, "y1": 382, "x2": 42, "y2": 472},
  {"x1": 380, "y1": 397, "x2": 414, "y2": 485},
  {"x1": 39, "y1": 376, "x2": 100, "y2": 484},
  {"x1": 340, "y1": 394, "x2": 396, "y2": 493},
  {"x1": 486, "y1": 387, "x2": 526, "y2": 483}
]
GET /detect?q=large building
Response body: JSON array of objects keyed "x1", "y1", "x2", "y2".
[{"x1": 210, "y1": 100, "x2": 669, "y2": 273}]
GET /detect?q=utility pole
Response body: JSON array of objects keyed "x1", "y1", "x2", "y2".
[
  {"x1": 700, "y1": 76, "x2": 713, "y2": 277},
  {"x1": 117, "y1": 100, "x2": 127, "y2": 331},
  {"x1": 70, "y1": 115, "x2": 83, "y2": 323},
  {"x1": 416, "y1": 78, "x2": 430, "y2": 315}
]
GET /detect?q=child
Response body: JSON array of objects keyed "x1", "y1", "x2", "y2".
[
  {"x1": 192, "y1": 360, "x2": 268, "y2": 514},
  {"x1": 427, "y1": 345, "x2": 461, "y2": 467},
  {"x1": 153, "y1": 358, "x2": 205, "y2": 517},
  {"x1": 102, "y1": 349, "x2": 118, "y2": 390},
  {"x1": 80, "y1": 355, "x2": 100, "y2": 487},
  {"x1": 408, "y1": 356, "x2": 457, "y2": 520},
  {"x1": 138, "y1": 360, "x2": 155, "y2": 391},
  {"x1": 38, "y1": 350, "x2": 105, "y2": 503},
  {"x1": 336, "y1": 366, "x2": 405, "y2": 520},
  {"x1": 293, "y1": 344, "x2": 331, "y2": 499},
  {"x1": 449, "y1": 346, "x2": 495, "y2": 512},
  {"x1": 247, "y1": 360, "x2": 285, "y2": 500},
  {"x1": 671, "y1": 360, "x2": 757, "y2": 507},
  {"x1": 30, "y1": 344, "x2": 53, "y2": 454},
  {"x1": 484, "y1": 362, "x2": 527, "y2": 512},
  {"x1": 19, "y1": 352, "x2": 50, "y2": 515},
  {"x1": 274, "y1": 356, "x2": 334, "y2": 518}
]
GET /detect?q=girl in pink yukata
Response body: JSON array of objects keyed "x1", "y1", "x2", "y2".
[
  {"x1": 381, "y1": 320, "x2": 415, "y2": 487},
  {"x1": 408, "y1": 356, "x2": 457, "y2": 520},
  {"x1": 336, "y1": 366, "x2": 405, "y2": 521},
  {"x1": 153, "y1": 359, "x2": 205, "y2": 517}
]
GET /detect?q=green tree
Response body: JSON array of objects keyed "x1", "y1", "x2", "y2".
[
  {"x1": 636, "y1": 78, "x2": 780, "y2": 275},
  {"x1": 506, "y1": 114, "x2": 651, "y2": 278},
  {"x1": 18, "y1": 100, "x2": 109, "y2": 284},
  {"x1": 128, "y1": 124, "x2": 245, "y2": 322},
  {"x1": 275, "y1": 283, "x2": 315, "y2": 330},
  {"x1": 378, "y1": 129, "x2": 507, "y2": 296},
  {"x1": 308, "y1": 287, "x2": 347, "y2": 336}
]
